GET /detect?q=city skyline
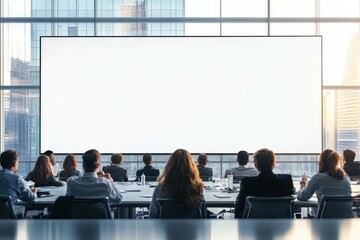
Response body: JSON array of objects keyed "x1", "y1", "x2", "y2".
[{"x1": 1, "y1": 0, "x2": 360, "y2": 178}]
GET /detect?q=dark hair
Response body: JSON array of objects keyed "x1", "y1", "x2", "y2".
[
  {"x1": 111, "y1": 153, "x2": 123, "y2": 165},
  {"x1": 142, "y1": 154, "x2": 152, "y2": 165},
  {"x1": 44, "y1": 150, "x2": 55, "y2": 165},
  {"x1": 197, "y1": 153, "x2": 208, "y2": 166},
  {"x1": 0, "y1": 150, "x2": 18, "y2": 169},
  {"x1": 63, "y1": 154, "x2": 78, "y2": 178},
  {"x1": 319, "y1": 149, "x2": 334, "y2": 173},
  {"x1": 43, "y1": 150, "x2": 53, "y2": 157},
  {"x1": 325, "y1": 152, "x2": 345, "y2": 179},
  {"x1": 237, "y1": 151, "x2": 249, "y2": 165},
  {"x1": 158, "y1": 149, "x2": 203, "y2": 207},
  {"x1": 82, "y1": 149, "x2": 100, "y2": 172},
  {"x1": 343, "y1": 149, "x2": 356, "y2": 163},
  {"x1": 254, "y1": 148, "x2": 275, "y2": 172}
]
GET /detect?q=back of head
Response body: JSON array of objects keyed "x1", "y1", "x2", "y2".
[
  {"x1": 254, "y1": 148, "x2": 275, "y2": 172},
  {"x1": 44, "y1": 150, "x2": 55, "y2": 164},
  {"x1": 343, "y1": 149, "x2": 356, "y2": 163},
  {"x1": 197, "y1": 153, "x2": 208, "y2": 166},
  {"x1": 237, "y1": 150, "x2": 249, "y2": 166},
  {"x1": 111, "y1": 153, "x2": 123, "y2": 165},
  {"x1": 142, "y1": 153, "x2": 152, "y2": 165},
  {"x1": 63, "y1": 154, "x2": 78, "y2": 174},
  {"x1": 43, "y1": 150, "x2": 53, "y2": 157},
  {"x1": 82, "y1": 149, "x2": 100, "y2": 172},
  {"x1": 158, "y1": 149, "x2": 203, "y2": 206},
  {"x1": 32, "y1": 155, "x2": 52, "y2": 182},
  {"x1": 319, "y1": 149, "x2": 334, "y2": 173},
  {"x1": 0, "y1": 150, "x2": 18, "y2": 170},
  {"x1": 326, "y1": 152, "x2": 345, "y2": 179}
]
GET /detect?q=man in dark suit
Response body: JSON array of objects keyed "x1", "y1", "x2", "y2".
[
  {"x1": 196, "y1": 153, "x2": 213, "y2": 181},
  {"x1": 102, "y1": 153, "x2": 128, "y2": 182},
  {"x1": 136, "y1": 154, "x2": 160, "y2": 181},
  {"x1": 234, "y1": 148, "x2": 294, "y2": 218},
  {"x1": 343, "y1": 149, "x2": 360, "y2": 177}
]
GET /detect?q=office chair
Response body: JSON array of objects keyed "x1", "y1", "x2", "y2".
[
  {"x1": 242, "y1": 196, "x2": 294, "y2": 218},
  {"x1": 316, "y1": 195, "x2": 358, "y2": 218},
  {"x1": 50, "y1": 196, "x2": 112, "y2": 219},
  {"x1": 0, "y1": 196, "x2": 16, "y2": 219},
  {"x1": 200, "y1": 176, "x2": 212, "y2": 182},
  {"x1": 156, "y1": 198, "x2": 206, "y2": 219},
  {"x1": 145, "y1": 175, "x2": 158, "y2": 182}
]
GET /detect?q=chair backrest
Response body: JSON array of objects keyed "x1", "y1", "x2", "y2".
[
  {"x1": 200, "y1": 176, "x2": 212, "y2": 181},
  {"x1": 156, "y1": 198, "x2": 206, "y2": 219},
  {"x1": 51, "y1": 196, "x2": 112, "y2": 219},
  {"x1": 242, "y1": 196, "x2": 294, "y2": 218},
  {"x1": 316, "y1": 195, "x2": 356, "y2": 218},
  {"x1": 145, "y1": 175, "x2": 158, "y2": 182},
  {"x1": 0, "y1": 196, "x2": 16, "y2": 219}
]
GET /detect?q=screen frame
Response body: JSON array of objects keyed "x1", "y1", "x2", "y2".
[{"x1": 40, "y1": 35, "x2": 323, "y2": 155}]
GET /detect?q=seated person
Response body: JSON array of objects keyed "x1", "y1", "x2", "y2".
[
  {"x1": 224, "y1": 150, "x2": 257, "y2": 179},
  {"x1": 234, "y1": 148, "x2": 294, "y2": 218},
  {"x1": 102, "y1": 153, "x2": 128, "y2": 182},
  {"x1": 136, "y1": 154, "x2": 160, "y2": 181},
  {"x1": 44, "y1": 150, "x2": 61, "y2": 178},
  {"x1": 297, "y1": 149, "x2": 351, "y2": 204},
  {"x1": 59, "y1": 154, "x2": 81, "y2": 181},
  {"x1": 343, "y1": 149, "x2": 360, "y2": 177},
  {"x1": 26, "y1": 155, "x2": 65, "y2": 187},
  {"x1": 67, "y1": 149, "x2": 122, "y2": 203},
  {"x1": 149, "y1": 149, "x2": 204, "y2": 218},
  {"x1": 196, "y1": 153, "x2": 213, "y2": 181},
  {"x1": 0, "y1": 150, "x2": 37, "y2": 217}
]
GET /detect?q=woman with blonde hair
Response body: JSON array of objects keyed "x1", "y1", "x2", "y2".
[
  {"x1": 149, "y1": 149, "x2": 204, "y2": 218},
  {"x1": 26, "y1": 155, "x2": 65, "y2": 187},
  {"x1": 297, "y1": 149, "x2": 351, "y2": 203},
  {"x1": 59, "y1": 154, "x2": 80, "y2": 181}
]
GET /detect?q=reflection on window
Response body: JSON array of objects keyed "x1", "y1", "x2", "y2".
[{"x1": 2, "y1": 0, "x2": 360, "y2": 177}]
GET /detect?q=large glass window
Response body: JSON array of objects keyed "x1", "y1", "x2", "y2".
[{"x1": 1, "y1": 0, "x2": 360, "y2": 178}]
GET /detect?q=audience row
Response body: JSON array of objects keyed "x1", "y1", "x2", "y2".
[{"x1": 0, "y1": 147, "x2": 358, "y2": 218}]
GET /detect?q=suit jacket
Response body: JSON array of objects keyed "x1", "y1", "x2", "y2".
[
  {"x1": 343, "y1": 162, "x2": 360, "y2": 177},
  {"x1": 234, "y1": 171, "x2": 294, "y2": 218},
  {"x1": 197, "y1": 165, "x2": 213, "y2": 181},
  {"x1": 102, "y1": 165, "x2": 128, "y2": 182},
  {"x1": 136, "y1": 166, "x2": 160, "y2": 181}
]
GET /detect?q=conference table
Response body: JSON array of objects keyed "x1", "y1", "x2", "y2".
[
  {"x1": 1, "y1": 219, "x2": 360, "y2": 240},
  {"x1": 23, "y1": 180, "x2": 360, "y2": 218}
]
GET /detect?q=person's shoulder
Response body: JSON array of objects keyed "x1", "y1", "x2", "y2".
[
  {"x1": 276, "y1": 173, "x2": 292, "y2": 179},
  {"x1": 136, "y1": 169, "x2": 143, "y2": 176},
  {"x1": 241, "y1": 175, "x2": 257, "y2": 184},
  {"x1": 67, "y1": 175, "x2": 80, "y2": 182}
]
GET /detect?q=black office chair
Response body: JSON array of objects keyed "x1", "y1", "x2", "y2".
[
  {"x1": 0, "y1": 196, "x2": 16, "y2": 219},
  {"x1": 242, "y1": 196, "x2": 294, "y2": 218},
  {"x1": 156, "y1": 198, "x2": 206, "y2": 219},
  {"x1": 50, "y1": 196, "x2": 112, "y2": 219},
  {"x1": 200, "y1": 176, "x2": 212, "y2": 182},
  {"x1": 316, "y1": 195, "x2": 358, "y2": 218}
]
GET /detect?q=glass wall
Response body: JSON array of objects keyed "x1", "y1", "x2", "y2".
[{"x1": 1, "y1": 0, "x2": 360, "y2": 178}]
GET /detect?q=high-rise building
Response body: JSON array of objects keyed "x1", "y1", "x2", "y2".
[
  {"x1": 336, "y1": 32, "x2": 360, "y2": 156},
  {"x1": 4, "y1": 58, "x2": 34, "y2": 175}
]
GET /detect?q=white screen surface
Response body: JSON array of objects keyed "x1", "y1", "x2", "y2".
[{"x1": 41, "y1": 36, "x2": 322, "y2": 154}]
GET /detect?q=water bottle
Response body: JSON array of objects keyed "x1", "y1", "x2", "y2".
[
  {"x1": 300, "y1": 171, "x2": 307, "y2": 190},
  {"x1": 227, "y1": 172, "x2": 233, "y2": 190},
  {"x1": 302, "y1": 171, "x2": 307, "y2": 181},
  {"x1": 141, "y1": 173, "x2": 146, "y2": 186}
]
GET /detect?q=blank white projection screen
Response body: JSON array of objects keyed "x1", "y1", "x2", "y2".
[{"x1": 41, "y1": 37, "x2": 322, "y2": 154}]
